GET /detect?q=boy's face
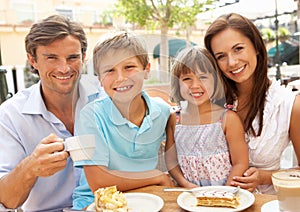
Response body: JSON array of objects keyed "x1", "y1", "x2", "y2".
[{"x1": 98, "y1": 49, "x2": 150, "y2": 103}]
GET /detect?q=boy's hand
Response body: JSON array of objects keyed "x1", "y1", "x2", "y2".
[{"x1": 159, "y1": 172, "x2": 175, "y2": 187}]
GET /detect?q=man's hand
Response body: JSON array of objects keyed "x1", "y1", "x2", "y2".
[
  {"x1": 0, "y1": 133, "x2": 69, "y2": 208},
  {"x1": 27, "y1": 133, "x2": 69, "y2": 177}
]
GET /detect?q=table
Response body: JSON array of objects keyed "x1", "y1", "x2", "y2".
[{"x1": 127, "y1": 185, "x2": 277, "y2": 212}]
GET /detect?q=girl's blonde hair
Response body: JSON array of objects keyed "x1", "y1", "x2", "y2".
[
  {"x1": 170, "y1": 46, "x2": 224, "y2": 104},
  {"x1": 93, "y1": 31, "x2": 149, "y2": 76}
]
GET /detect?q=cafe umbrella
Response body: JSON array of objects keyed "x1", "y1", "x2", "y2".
[{"x1": 153, "y1": 38, "x2": 197, "y2": 59}]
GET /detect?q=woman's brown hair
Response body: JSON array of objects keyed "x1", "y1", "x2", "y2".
[{"x1": 204, "y1": 13, "x2": 270, "y2": 136}]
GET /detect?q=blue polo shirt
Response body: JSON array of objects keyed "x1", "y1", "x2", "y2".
[{"x1": 72, "y1": 91, "x2": 170, "y2": 209}]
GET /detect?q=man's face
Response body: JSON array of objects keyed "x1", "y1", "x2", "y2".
[{"x1": 27, "y1": 35, "x2": 85, "y2": 97}]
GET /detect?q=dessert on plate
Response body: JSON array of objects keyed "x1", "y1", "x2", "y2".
[
  {"x1": 195, "y1": 189, "x2": 240, "y2": 208},
  {"x1": 94, "y1": 185, "x2": 128, "y2": 212}
]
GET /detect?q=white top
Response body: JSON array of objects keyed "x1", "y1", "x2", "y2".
[{"x1": 235, "y1": 80, "x2": 296, "y2": 194}]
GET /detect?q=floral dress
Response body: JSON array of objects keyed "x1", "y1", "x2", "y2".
[{"x1": 174, "y1": 110, "x2": 231, "y2": 186}]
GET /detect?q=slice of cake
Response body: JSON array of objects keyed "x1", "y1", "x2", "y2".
[
  {"x1": 94, "y1": 185, "x2": 128, "y2": 212},
  {"x1": 195, "y1": 189, "x2": 239, "y2": 208}
]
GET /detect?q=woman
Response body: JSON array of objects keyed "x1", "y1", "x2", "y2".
[{"x1": 204, "y1": 13, "x2": 300, "y2": 194}]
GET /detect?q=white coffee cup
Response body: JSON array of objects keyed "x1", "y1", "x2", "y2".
[
  {"x1": 271, "y1": 168, "x2": 300, "y2": 212},
  {"x1": 64, "y1": 134, "x2": 96, "y2": 162}
]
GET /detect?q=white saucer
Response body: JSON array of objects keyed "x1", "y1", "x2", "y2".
[{"x1": 261, "y1": 200, "x2": 279, "y2": 212}]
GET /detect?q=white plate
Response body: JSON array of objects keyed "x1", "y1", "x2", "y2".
[
  {"x1": 87, "y1": 192, "x2": 164, "y2": 212},
  {"x1": 261, "y1": 200, "x2": 280, "y2": 212},
  {"x1": 177, "y1": 186, "x2": 255, "y2": 212}
]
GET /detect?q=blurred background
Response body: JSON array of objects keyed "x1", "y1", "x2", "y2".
[{"x1": 1, "y1": 0, "x2": 300, "y2": 105}]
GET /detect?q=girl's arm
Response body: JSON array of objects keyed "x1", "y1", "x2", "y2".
[
  {"x1": 84, "y1": 165, "x2": 174, "y2": 192},
  {"x1": 289, "y1": 95, "x2": 300, "y2": 166},
  {"x1": 223, "y1": 110, "x2": 249, "y2": 186},
  {"x1": 165, "y1": 113, "x2": 198, "y2": 188}
]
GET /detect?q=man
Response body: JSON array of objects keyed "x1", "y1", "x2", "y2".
[{"x1": 0, "y1": 15, "x2": 101, "y2": 211}]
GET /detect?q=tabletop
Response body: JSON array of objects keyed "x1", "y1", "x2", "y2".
[{"x1": 127, "y1": 185, "x2": 277, "y2": 212}]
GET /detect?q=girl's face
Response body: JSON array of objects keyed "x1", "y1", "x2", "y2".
[
  {"x1": 179, "y1": 70, "x2": 214, "y2": 106},
  {"x1": 210, "y1": 28, "x2": 257, "y2": 85},
  {"x1": 98, "y1": 49, "x2": 149, "y2": 103}
]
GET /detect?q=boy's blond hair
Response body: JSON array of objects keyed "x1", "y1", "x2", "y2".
[{"x1": 93, "y1": 31, "x2": 149, "y2": 77}]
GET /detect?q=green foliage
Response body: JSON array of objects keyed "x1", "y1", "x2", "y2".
[
  {"x1": 114, "y1": 0, "x2": 214, "y2": 30},
  {"x1": 173, "y1": 0, "x2": 211, "y2": 30},
  {"x1": 278, "y1": 27, "x2": 291, "y2": 38},
  {"x1": 114, "y1": 0, "x2": 152, "y2": 27},
  {"x1": 260, "y1": 27, "x2": 291, "y2": 43},
  {"x1": 260, "y1": 28, "x2": 275, "y2": 42}
]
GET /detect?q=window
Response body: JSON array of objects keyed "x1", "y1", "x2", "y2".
[
  {"x1": 56, "y1": 8, "x2": 73, "y2": 20},
  {"x1": 11, "y1": 1, "x2": 36, "y2": 24}
]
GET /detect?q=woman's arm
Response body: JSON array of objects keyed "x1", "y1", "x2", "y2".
[
  {"x1": 164, "y1": 113, "x2": 198, "y2": 188},
  {"x1": 224, "y1": 110, "x2": 274, "y2": 191},
  {"x1": 223, "y1": 110, "x2": 249, "y2": 186},
  {"x1": 289, "y1": 95, "x2": 300, "y2": 166},
  {"x1": 231, "y1": 167, "x2": 273, "y2": 192}
]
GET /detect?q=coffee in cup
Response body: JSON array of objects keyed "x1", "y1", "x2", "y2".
[{"x1": 271, "y1": 169, "x2": 300, "y2": 212}]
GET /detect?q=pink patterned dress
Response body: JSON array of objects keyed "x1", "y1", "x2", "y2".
[{"x1": 174, "y1": 110, "x2": 231, "y2": 186}]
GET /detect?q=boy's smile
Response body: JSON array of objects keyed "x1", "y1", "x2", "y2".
[{"x1": 98, "y1": 50, "x2": 149, "y2": 103}]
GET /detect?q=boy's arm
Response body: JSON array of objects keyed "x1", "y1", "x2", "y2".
[
  {"x1": 223, "y1": 110, "x2": 249, "y2": 186},
  {"x1": 84, "y1": 165, "x2": 174, "y2": 192}
]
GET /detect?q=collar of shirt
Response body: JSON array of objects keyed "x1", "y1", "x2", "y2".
[
  {"x1": 104, "y1": 91, "x2": 161, "y2": 128},
  {"x1": 21, "y1": 75, "x2": 102, "y2": 115}
]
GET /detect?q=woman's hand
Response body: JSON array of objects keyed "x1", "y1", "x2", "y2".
[{"x1": 230, "y1": 167, "x2": 259, "y2": 192}]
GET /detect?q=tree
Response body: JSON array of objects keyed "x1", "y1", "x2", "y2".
[
  {"x1": 114, "y1": 0, "x2": 213, "y2": 82},
  {"x1": 261, "y1": 27, "x2": 275, "y2": 43}
]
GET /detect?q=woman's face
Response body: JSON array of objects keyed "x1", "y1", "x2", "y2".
[{"x1": 210, "y1": 28, "x2": 257, "y2": 85}]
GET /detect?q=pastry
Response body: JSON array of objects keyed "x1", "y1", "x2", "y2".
[
  {"x1": 94, "y1": 185, "x2": 128, "y2": 212},
  {"x1": 195, "y1": 189, "x2": 239, "y2": 208}
]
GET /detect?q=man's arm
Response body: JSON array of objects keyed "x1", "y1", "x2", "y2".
[{"x1": 0, "y1": 134, "x2": 68, "y2": 209}]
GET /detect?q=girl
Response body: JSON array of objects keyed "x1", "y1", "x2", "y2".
[{"x1": 165, "y1": 46, "x2": 249, "y2": 188}]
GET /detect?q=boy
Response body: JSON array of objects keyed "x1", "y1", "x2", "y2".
[{"x1": 72, "y1": 31, "x2": 174, "y2": 210}]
